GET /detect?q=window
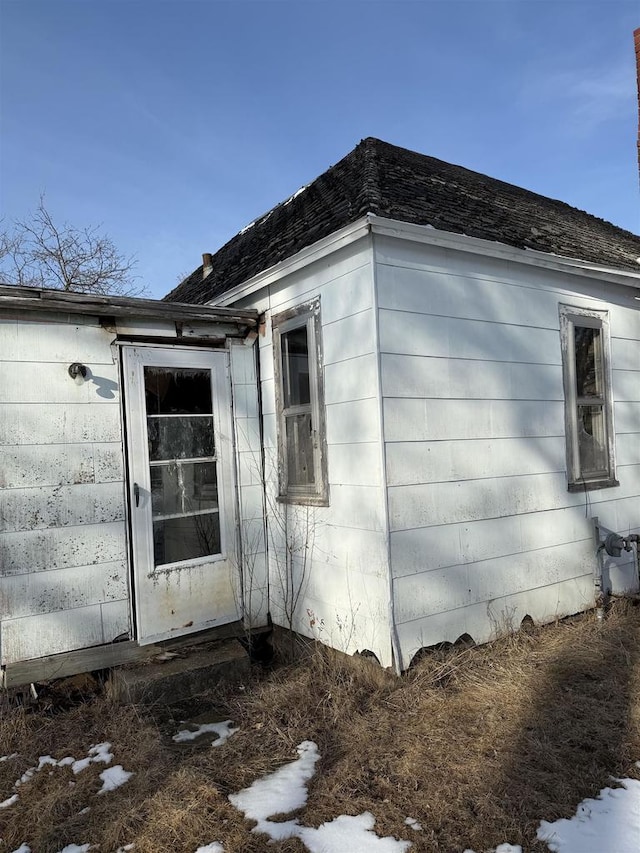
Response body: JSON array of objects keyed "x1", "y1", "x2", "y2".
[
  {"x1": 272, "y1": 298, "x2": 328, "y2": 504},
  {"x1": 559, "y1": 305, "x2": 618, "y2": 491}
]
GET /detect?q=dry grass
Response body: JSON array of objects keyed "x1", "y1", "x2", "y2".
[{"x1": 1, "y1": 600, "x2": 640, "y2": 852}]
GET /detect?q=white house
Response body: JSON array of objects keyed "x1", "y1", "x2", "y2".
[
  {"x1": 1, "y1": 138, "x2": 639, "y2": 685},
  {"x1": 166, "y1": 138, "x2": 640, "y2": 671}
]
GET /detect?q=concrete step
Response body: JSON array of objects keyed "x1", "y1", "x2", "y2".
[{"x1": 107, "y1": 638, "x2": 250, "y2": 705}]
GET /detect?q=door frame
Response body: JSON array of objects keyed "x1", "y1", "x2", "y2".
[{"x1": 121, "y1": 343, "x2": 240, "y2": 644}]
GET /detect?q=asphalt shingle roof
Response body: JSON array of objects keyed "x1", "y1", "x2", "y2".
[{"x1": 164, "y1": 137, "x2": 640, "y2": 304}]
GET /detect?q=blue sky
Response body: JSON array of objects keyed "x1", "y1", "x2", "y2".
[{"x1": 1, "y1": 0, "x2": 638, "y2": 298}]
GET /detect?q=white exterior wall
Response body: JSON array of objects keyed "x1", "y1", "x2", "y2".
[
  {"x1": 0, "y1": 311, "x2": 130, "y2": 665},
  {"x1": 234, "y1": 238, "x2": 394, "y2": 666},
  {"x1": 375, "y1": 234, "x2": 640, "y2": 669},
  {"x1": 229, "y1": 341, "x2": 269, "y2": 630}
]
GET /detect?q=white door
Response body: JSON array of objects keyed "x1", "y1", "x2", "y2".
[{"x1": 123, "y1": 346, "x2": 239, "y2": 644}]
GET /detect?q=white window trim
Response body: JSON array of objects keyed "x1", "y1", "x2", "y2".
[
  {"x1": 559, "y1": 304, "x2": 618, "y2": 492},
  {"x1": 272, "y1": 298, "x2": 329, "y2": 505}
]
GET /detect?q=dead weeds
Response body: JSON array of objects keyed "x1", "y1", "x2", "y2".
[{"x1": 1, "y1": 600, "x2": 639, "y2": 852}]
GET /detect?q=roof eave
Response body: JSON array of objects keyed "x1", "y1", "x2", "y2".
[
  {"x1": 208, "y1": 216, "x2": 374, "y2": 307},
  {"x1": 0, "y1": 284, "x2": 259, "y2": 326},
  {"x1": 368, "y1": 214, "x2": 640, "y2": 292},
  {"x1": 209, "y1": 213, "x2": 640, "y2": 310}
]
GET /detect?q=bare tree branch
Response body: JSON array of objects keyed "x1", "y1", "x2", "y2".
[{"x1": 0, "y1": 197, "x2": 146, "y2": 296}]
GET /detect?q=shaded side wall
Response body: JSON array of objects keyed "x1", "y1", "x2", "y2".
[
  {"x1": 229, "y1": 340, "x2": 269, "y2": 630},
  {"x1": 375, "y1": 235, "x2": 640, "y2": 669},
  {"x1": 234, "y1": 238, "x2": 394, "y2": 667},
  {"x1": 0, "y1": 310, "x2": 130, "y2": 665}
]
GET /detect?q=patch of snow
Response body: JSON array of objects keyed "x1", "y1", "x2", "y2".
[
  {"x1": 37, "y1": 755, "x2": 58, "y2": 771},
  {"x1": 537, "y1": 774, "x2": 640, "y2": 853},
  {"x1": 96, "y1": 765, "x2": 133, "y2": 794},
  {"x1": 404, "y1": 816, "x2": 422, "y2": 830},
  {"x1": 229, "y1": 741, "x2": 411, "y2": 851},
  {"x1": 10, "y1": 845, "x2": 30, "y2": 853},
  {"x1": 57, "y1": 845, "x2": 91, "y2": 853},
  {"x1": 115, "y1": 846, "x2": 135, "y2": 852},
  {"x1": 228, "y1": 740, "x2": 319, "y2": 837},
  {"x1": 78, "y1": 806, "x2": 91, "y2": 815},
  {"x1": 0, "y1": 753, "x2": 18, "y2": 762},
  {"x1": 57, "y1": 757, "x2": 76, "y2": 767},
  {"x1": 173, "y1": 721, "x2": 237, "y2": 746},
  {"x1": 72, "y1": 743, "x2": 113, "y2": 774},
  {"x1": 298, "y1": 812, "x2": 412, "y2": 852},
  {"x1": 0, "y1": 793, "x2": 19, "y2": 808},
  {"x1": 194, "y1": 844, "x2": 224, "y2": 853},
  {"x1": 283, "y1": 185, "x2": 307, "y2": 207}
]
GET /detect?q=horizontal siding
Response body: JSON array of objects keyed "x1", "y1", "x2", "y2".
[
  {"x1": 2, "y1": 561, "x2": 128, "y2": 619},
  {"x1": 379, "y1": 308, "x2": 562, "y2": 364},
  {"x1": 383, "y1": 398, "x2": 564, "y2": 442},
  {"x1": 0, "y1": 317, "x2": 115, "y2": 363},
  {"x1": 374, "y1": 240, "x2": 640, "y2": 340},
  {"x1": 381, "y1": 354, "x2": 564, "y2": 401},
  {"x1": 0, "y1": 403, "x2": 121, "y2": 445},
  {"x1": 323, "y1": 309, "x2": 376, "y2": 365},
  {"x1": 0, "y1": 521, "x2": 127, "y2": 575},
  {"x1": 395, "y1": 575, "x2": 595, "y2": 668},
  {"x1": 326, "y1": 397, "x2": 381, "y2": 445},
  {"x1": 0, "y1": 361, "x2": 119, "y2": 403},
  {"x1": 386, "y1": 436, "x2": 566, "y2": 485},
  {"x1": 2, "y1": 605, "x2": 105, "y2": 664},
  {"x1": 388, "y1": 465, "x2": 640, "y2": 531},
  {"x1": 390, "y1": 505, "x2": 595, "y2": 576},
  {"x1": 0, "y1": 442, "x2": 122, "y2": 489},
  {"x1": 230, "y1": 342, "x2": 269, "y2": 626},
  {"x1": 394, "y1": 540, "x2": 594, "y2": 624},
  {"x1": 241, "y1": 243, "x2": 392, "y2": 666},
  {"x1": 0, "y1": 481, "x2": 125, "y2": 533},
  {"x1": 375, "y1": 238, "x2": 640, "y2": 670},
  {"x1": 324, "y1": 353, "x2": 378, "y2": 405}
]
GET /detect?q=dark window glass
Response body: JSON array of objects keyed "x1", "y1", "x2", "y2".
[
  {"x1": 282, "y1": 326, "x2": 310, "y2": 407},
  {"x1": 144, "y1": 367, "x2": 212, "y2": 415},
  {"x1": 150, "y1": 462, "x2": 218, "y2": 517},
  {"x1": 574, "y1": 327, "x2": 603, "y2": 399},
  {"x1": 147, "y1": 416, "x2": 215, "y2": 462},
  {"x1": 153, "y1": 512, "x2": 221, "y2": 566}
]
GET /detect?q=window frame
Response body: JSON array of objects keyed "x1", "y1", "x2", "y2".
[
  {"x1": 559, "y1": 304, "x2": 618, "y2": 492},
  {"x1": 272, "y1": 298, "x2": 329, "y2": 505}
]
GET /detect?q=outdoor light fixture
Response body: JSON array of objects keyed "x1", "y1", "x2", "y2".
[{"x1": 68, "y1": 362, "x2": 88, "y2": 382}]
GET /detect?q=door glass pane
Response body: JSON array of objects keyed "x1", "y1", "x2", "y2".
[
  {"x1": 147, "y1": 416, "x2": 215, "y2": 462},
  {"x1": 151, "y1": 462, "x2": 219, "y2": 517},
  {"x1": 285, "y1": 412, "x2": 315, "y2": 487},
  {"x1": 282, "y1": 326, "x2": 310, "y2": 407},
  {"x1": 574, "y1": 327, "x2": 603, "y2": 398},
  {"x1": 577, "y1": 404, "x2": 608, "y2": 474},
  {"x1": 144, "y1": 367, "x2": 213, "y2": 414},
  {"x1": 153, "y1": 512, "x2": 221, "y2": 565}
]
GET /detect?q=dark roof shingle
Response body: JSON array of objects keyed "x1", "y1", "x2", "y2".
[{"x1": 164, "y1": 137, "x2": 640, "y2": 304}]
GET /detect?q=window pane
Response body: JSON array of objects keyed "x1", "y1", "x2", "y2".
[
  {"x1": 151, "y1": 462, "x2": 219, "y2": 517},
  {"x1": 577, "y1": 405, "x2": 608, "y2": 475},
  {"x1": 282, "y1": 326, "x2": 310, "y2": 407},
  {"x1": 574, "y1": 327, "x2": 603, "y2": 398},
  {"x1": 144, "y1": 367, "x2": 213, "y2": 415},
  {"x1": 153, "y1": 512, "x2": 221, "y2": 566},
  {"x1": 147, "y1": 416, "x2": 215, "y2": 461},
  {"x1": 285, "y1": 412, "x2": 315, "y2": 487}
]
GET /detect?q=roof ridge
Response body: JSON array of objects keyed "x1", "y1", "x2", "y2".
[{"x1": 353, "y1": 137, "x2": 382, "y2": 216}]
